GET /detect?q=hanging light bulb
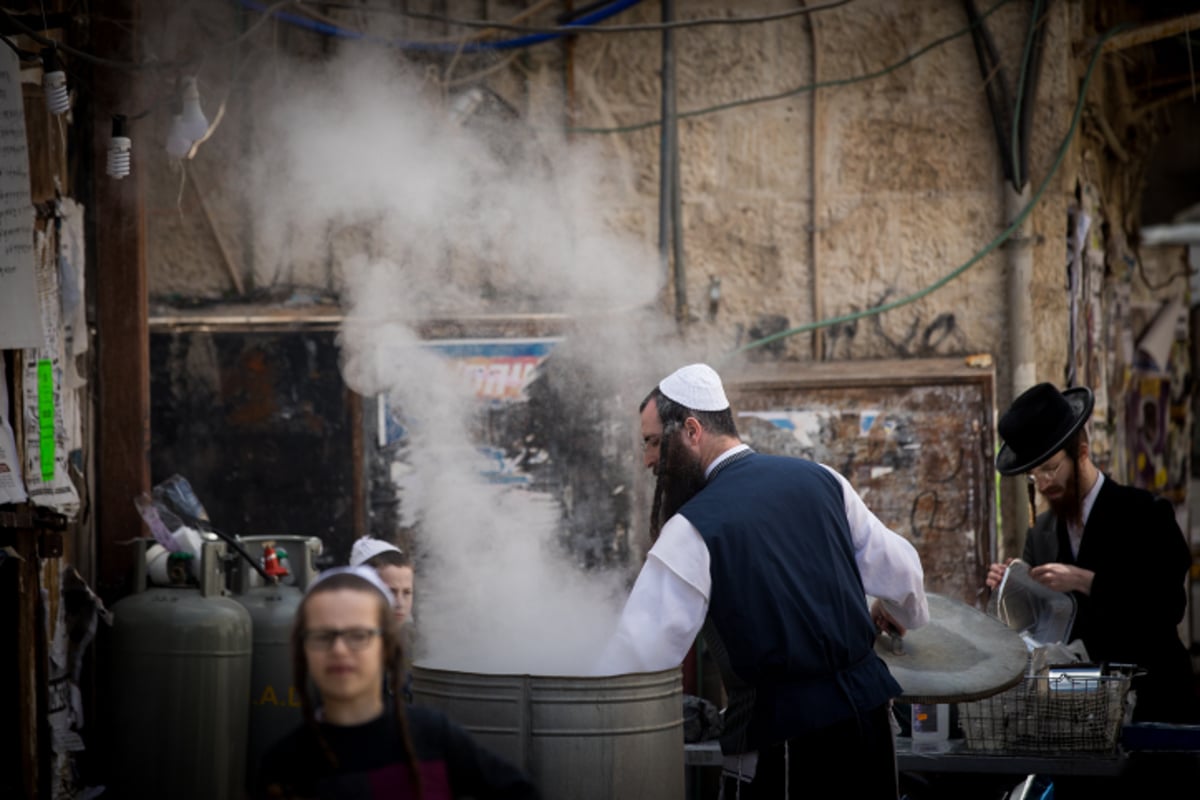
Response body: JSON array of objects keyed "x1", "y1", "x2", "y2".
[
  {"x1": 449, "y1": 87, "x2": 485, "y2": 126},
  {"x1": 178, "y1": 77, "x2": 209, "y2": 142},
  {"x1": 107, "y1": 115, "x2": 131, "y2": 179},
  {"x1": 165, "y1": 76, "x2": 209, "y2": 159},
  {"x1": 165, "y1": 110, "x2": 191, "y2": 160},
  {"x1": 41, "y1": 48, "x2": 70, "y2": 116}
]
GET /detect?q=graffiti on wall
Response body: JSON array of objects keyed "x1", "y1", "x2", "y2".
[
  {"x1": 729, "y1": 375, "x2": 994, "y2": 605},
  {"x1": 1125, "y1": 333, "x2": 1190, "y2": 505}
]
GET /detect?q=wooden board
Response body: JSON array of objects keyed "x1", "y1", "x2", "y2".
[{"x1": 725, "y1": 358, "x2": 996, "y2": 604}]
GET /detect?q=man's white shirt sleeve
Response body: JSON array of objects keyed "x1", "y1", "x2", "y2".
[
  {"x1": 821, "y1": 464, "x2": 929, "y2": 630},
  {"x1": 594, "y1": 464, "x2": 928, "y2": 675},
  {"x1": 592, "y1": 515, "x2": 710, "y2": 675}
]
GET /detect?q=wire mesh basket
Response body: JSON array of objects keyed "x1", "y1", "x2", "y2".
[{"x1": 956, "y1": 670, "x2": 1133, "y2": 753}]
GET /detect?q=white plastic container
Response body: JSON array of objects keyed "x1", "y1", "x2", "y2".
[{"x1": 911, "y1": 703, "x2": 950, "y2": 752}]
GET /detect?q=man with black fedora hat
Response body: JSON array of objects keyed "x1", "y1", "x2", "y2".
[{"x1": 986, "y1": 382, "x2": 1197, "y2": 724}]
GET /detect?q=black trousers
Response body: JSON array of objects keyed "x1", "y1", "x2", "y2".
[{"x1": 720, "y1": 703, "x2": 898, "y2": 799}]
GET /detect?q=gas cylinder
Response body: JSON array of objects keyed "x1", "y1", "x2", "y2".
[
  {"x1": 230, "y1": 534, "x2": 322, "y2": 788},
  {"x1": 107, "y1": 537, "x2": 252, "y2": 800}
]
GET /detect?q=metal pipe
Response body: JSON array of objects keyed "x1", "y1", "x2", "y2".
[
  {"x1": 660, "y1": 0, "x2": 688, "y2": 325},
  {"x1": 670, "y1": 89, "x2": 688, "y2": 326},
  {"x1": 807, "y1": 2, "x2": 824, "y2": 360},
  {"x1": 1006, "y1": 184, "x2": 1036, "y2": 397},
  {"x1": 1000, "y1": 184, "x2": 1037, "y2": 561},
  {"x1": 657, "y1": 0, "x2": 673, "y2": 301}
]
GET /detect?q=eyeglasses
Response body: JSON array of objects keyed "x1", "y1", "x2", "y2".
[
  {"x1": 302, "y1": 627, "x2": 382, "y2": 651},
  {"x1": 1026, "y1": 456, "x2": 1069, "y2": 485}
]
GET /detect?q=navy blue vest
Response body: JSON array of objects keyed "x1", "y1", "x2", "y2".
[{"x1": 680, "y1": 451, "x2": 901, "y2": 750}]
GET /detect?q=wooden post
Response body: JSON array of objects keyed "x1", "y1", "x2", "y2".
[{"x1": 91, "y1": 0, "x2": 148, "y2": 600}]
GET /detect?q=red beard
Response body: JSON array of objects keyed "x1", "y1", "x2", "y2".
[{"x1": 1044, "y1": 463, "x2": 1084, "y2": 528}]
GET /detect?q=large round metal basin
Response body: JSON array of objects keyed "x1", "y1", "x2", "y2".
[{"x1": 412, "y1": 664, "x2": 684, "y2": 800}]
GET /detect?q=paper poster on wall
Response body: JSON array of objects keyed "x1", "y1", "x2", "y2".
[
  {"x1": 378, "y1": 337, "x2": 560, "y2": 447},
  {"x1": 0, "y1": 45, "x2": 41, "y2": 348},
  {"x1": 0, "y1": 366, "x2": 28, "y2": 504},
  {"x1": 22, "y1": 228, "x2": 79, "y2": 518}
]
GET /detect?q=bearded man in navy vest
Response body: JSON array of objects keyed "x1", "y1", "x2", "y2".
[{"x1": 596, "y1": 363, "x2": 929, "y2": 799}]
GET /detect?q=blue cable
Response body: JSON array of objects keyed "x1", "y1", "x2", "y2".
[{"x1": 236, "y1": 0, "x2": 644, "y2": 53}]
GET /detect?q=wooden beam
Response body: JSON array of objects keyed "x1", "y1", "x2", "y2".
[
  {"x1": 1135, "y1": 83, "x2": 1200, "y2": 117},
  {"x1": 1101, "y1": 11, "x2": 1200, "y2": 53},
  {"x1": 92, "y1": 0, "x2": 148, "y2": 600}
]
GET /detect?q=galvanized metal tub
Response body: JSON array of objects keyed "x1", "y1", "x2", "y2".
[{"x1": 412, "y1": 665, "x2": 685, "y2": 800}]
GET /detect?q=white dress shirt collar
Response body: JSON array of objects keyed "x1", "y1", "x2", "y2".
[{"x1": 704, "y1": 443, "x2": 751, "y2": 479}]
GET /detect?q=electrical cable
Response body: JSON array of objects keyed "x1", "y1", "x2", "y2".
[
  {"x1": 304, "y1": 0, "x2": 854, "y2": 35},
  {"x1": 164, "y1": 505, "x2": 276, "y2": 583},
  {"x1": 236, "y1": 0, "x2": 644, "y2": 53},
  {"x1": 570, "y1": 0, "x2": 1016, "y2": 135},
  {"x1": 0, "y1": 33, "x2": 38, "y2": 61},
  {"x1": 1017, "y1": 3, "x2": 1050, "y2": 189},
  {"x1": 0, "y1": 1, "x2": 296, "y2": 71},
  {"x1": 726, "y1": 22, "x2": 1129, "y2": 359},
  {"x1": 963, "y1": 0, "x2": 1016, "y2": 184},
  {"x1": 1011, "y1": 0, "x2": 1044, "y2": 188}
]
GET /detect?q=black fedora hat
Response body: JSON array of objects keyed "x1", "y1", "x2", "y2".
[{"x1": 995, "y1": 383, "x2": 1094, "y2": 476}]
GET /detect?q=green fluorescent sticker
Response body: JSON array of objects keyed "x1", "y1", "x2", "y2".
[{"x1": 37, "y1": 359, "x2": 54, "y2": 482}]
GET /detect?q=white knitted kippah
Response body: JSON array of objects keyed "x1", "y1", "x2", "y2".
[
  {"x1": 349, "y1": 536, "x2": 404, "y2": 567},
  {"x1": 658, "y1": 363, "x2": 730, "y2": 411},
  {"x1": 306, "y1": 565, "x2": 395, "y2": 607}
]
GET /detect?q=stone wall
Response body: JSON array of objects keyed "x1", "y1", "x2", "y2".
[{"x1": 138, "y1": 0, "x2": 1190, "y2": 558}]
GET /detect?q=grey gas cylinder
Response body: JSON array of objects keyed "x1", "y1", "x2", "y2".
[
  {"x1": 230, "y1": 534, "x2": 322, "y2": 787},
  {"x1": 107, "y1": 538, "x2": 252, "y2": 800}
]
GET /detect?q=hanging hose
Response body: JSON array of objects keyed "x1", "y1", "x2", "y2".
[
  {"x1": 165, "y1": 505, "x2": 276, "y2": 583},
  {"x1": 236, "y1": 0, "x2": 645, "y2": 53},
  {"x1": 1011, "y1": 0, "x2": 1045, "y2": 187},
  {"x1": 727, "y1": 22, "x2": 1128, "y2": 358}
]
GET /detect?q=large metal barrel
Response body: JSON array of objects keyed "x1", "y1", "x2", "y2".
[
  {"x1": 412, "y1": 665, "x2": 685, "y2": 800},
  {"x1": 107, "y1": 539, "x2": 252, "y2": 800},
  {"x1": 230, "y1": 534, "x2": 323, "y2": 788}
]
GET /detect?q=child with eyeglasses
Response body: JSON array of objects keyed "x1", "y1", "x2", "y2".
[{"x1": 255, "y1": 566, "x2": 539, "y2": 799}]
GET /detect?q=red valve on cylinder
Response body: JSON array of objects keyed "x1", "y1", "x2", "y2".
[{"x1": 262, "y1": 544, "x2": 289, "y2": 578}]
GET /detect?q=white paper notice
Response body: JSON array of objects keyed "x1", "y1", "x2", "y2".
[
  {"x1": 0, "y1": 366, "x2": 28, "y2": 504},
  {"x1": 22, "y1": 229, "x2": 80, "y2": 518},
  {"x1": 0, "y1": 46, "x2": 40, "y2": 348}
]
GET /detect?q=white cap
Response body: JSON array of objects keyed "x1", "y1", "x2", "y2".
[
  {"x1": 658, "y1": 363, "x2": 730, "y2": 411},
  {"x1": 349, "y1": 536, "x2": 404, "y2": 567},
  {"x1": 306, "y1": 565, "x2": 395, "y2": 608}
]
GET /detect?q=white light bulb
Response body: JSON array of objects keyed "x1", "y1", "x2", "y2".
[
  {"x1": 41, "y1": 49, "x2": 69, "y2": 115},
  {"x1": 450, "y1": 87, "x2": 485, "y2": 126},
  {"x1": 179, "y1": 77, "x2": 209, "y2": 143},
  {"x1": 165, "y1": 113, "x2": 192, "y2": 159},
  {"x1": 107, "y1": 115, "x2": 131, "y2": 179}
]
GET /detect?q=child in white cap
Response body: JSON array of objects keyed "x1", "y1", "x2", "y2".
[
  {"x1": 350, "y1": 535, "x2": 417, "y2": 704},
  {"x1": 350, "y1": 535, "x2": 414, "y2": 626}
]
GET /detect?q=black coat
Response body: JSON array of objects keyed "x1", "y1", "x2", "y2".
[{"x1": 1022, "y1": 475, "x2": 1197, "y2": 723}]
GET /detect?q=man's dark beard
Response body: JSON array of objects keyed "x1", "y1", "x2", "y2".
[
  {"x1": 648, "y1": 432, "x2": 707, "y2": 541},
  {"x1": 1045, "y1": 456, "x2": 1084, "y2": 529}
]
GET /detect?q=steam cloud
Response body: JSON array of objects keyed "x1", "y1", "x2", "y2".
[{"x1": 250, "y1": 47, "x2": 691, "y2": 674}]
